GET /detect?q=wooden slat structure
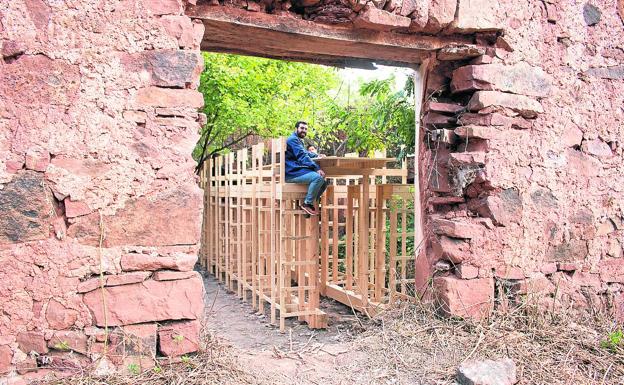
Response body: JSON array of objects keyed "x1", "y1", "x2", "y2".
[{"x1": 199, "y1": 137, "x2": 415, "y2": 330}]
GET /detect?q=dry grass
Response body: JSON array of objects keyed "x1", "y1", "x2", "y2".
[
  {"x1": 347, "y1": 301, "x2": 624, "y2": 385},
  {"x1": 35, "y1": 301, "x2": 623, "y2": 385},
  {"x1": 35, "y1": 328, "x2": 261, "y2": 385}
]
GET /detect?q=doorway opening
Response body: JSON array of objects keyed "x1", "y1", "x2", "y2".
[{"x1": 188, "y1": 5, "x2": 432, "y2": 331}]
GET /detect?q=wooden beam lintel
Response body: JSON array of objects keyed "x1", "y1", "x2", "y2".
[{"x1": 188, "y1": 5, "x2": 471, "y2": 66}]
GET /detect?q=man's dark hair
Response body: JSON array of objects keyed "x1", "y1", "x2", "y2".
[{"x1": 295, "y1": 121, "x2": 308, "y2": 129}]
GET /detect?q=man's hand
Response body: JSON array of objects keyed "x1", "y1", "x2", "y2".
[{"x1": 317, "y1": 169, "x2": 326, "y2": 178}]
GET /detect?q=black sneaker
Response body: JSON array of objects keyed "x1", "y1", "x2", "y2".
[{"x1": 300, "y1": 203, "x2": 318, "y2": 216}]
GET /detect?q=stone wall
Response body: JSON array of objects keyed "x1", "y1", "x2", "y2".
[
  {"x1": 0, "y1": 0, "x2": 206, "y2": 381},
  {"x1": 418, "y1": 0, "x2": 624, "y2": 320},
  {"x1": 1, "y1": 0, "x2": 623, "y2": 381}
]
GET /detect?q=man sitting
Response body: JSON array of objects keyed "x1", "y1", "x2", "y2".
[{"x1": 285, "y1": 121, "x2": 327, "y2": 216}]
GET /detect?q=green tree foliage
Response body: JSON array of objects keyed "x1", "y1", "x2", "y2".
[
  {"x1": 314, "y1": 75, "x2": 415, "y2": 158},
  {"x1": 193, "y1": 53, "x2": 339, "y2": 167},
  {"x1": 194, "y1": 53, "x2": 416, "y2": 170}
]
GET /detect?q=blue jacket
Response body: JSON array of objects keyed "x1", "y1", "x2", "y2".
[{"x1": 285, "y1": 132, "x2": 319, "y2": 179}]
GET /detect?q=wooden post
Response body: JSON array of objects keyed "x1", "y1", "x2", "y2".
[
  {"x1": 401, "y1": 199, "x2": 408, "y2": 294},
  {"x1": 331, "y1": 186, "x2": 339, "y2": 285},
  {"x1": 269, "y1": 139, "x2": 277, "y2": 325},
  {"x1": 413, "y1": 60, "x2": 429, "y2": 266},
  {"x1": 345, "y1": 185, "x2": 355, "y2": 291},
  {"x1": 389, "y1": 193, "x2": 398, "y2": 300},
  {"x1": 250, "y1": 145, "x2": 257, "y2": 309},
  {"x1": 357, "y1": 171, "x2": 370, "y2": 310},
  {"x1": 306, "y1": 215, "x2": 321, "y2": 328},
  {"x1": 374, "y1": 185, "x2": 385, "y2": 302},
  {"x1": 320, "y1": 189, "x2": 329, "y2": 295}
]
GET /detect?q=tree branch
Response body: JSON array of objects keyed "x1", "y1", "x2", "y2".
[{"x1": 209, "y1": 131, "x2": 254, "y2": 156}]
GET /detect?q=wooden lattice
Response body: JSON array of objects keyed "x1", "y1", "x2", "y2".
[{"x1": 200, "y1": 137, "x2": 415, "y2": 330}]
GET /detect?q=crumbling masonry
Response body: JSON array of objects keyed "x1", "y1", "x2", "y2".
[{"x1": 0, "y1": 0, "x2": 623, "y2": 381}]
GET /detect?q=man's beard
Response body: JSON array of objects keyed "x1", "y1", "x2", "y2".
[{"x1": 297, "y1": 132, "x2": 306, "y2": 138}]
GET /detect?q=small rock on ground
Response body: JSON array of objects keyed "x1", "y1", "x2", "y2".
[{"x1": 457, "y1": 358, "x2": 517, "y2": 385}]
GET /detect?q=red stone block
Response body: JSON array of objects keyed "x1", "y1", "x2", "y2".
[
  {"x1": 449, "y1": 0, "x2": 501, "y2": 32},
  {"x1": 119, "y1": 324, "x2": 157, "y2": 357},
  {"x1": 67, "y1": 184, "x2": 202, "y2": 247},
  {"x1": 0, "y1": 345, "x2": 12, "y2": 374},
  {"x1": 540, "y1": 262, "x2": 557, "y2": 275},
  {"x1": 77, "y1": 278, "x2": 101, "y2": 294},
  {"x1": 434, "y1": 276, "x2": 493, "y2": 319},
  {"x1": 0, "y1": 55, "x2": 80, "y2": 108},
  {"x1": 581, "y1": 139, "x2": 613, "y2": 159},
  {"x1": 557, "y1": 262, "x2": 578, "y2": 272},
  {"x1": 422, "y1": 0, "x2": 456, "y2": 33},
  {"x1": 431, "y1": 235, "x2": 471, "y2": 263},
  {"x1": 451, "y1": 63, "x2": 551, "y2": 97},
  {"x1": 160, "y1": 16, "x2": 197, "y2": 49},
  {"x1": 84, "y1": 326, "x2": 107, "y2": 343},
  {"x1": 467, "y1": 189, "x2": 522, "y2": 227},
  {"x1": 470, "y1": 54, "x2": 495, "y2": 64},
  {"x1": 512, "y1": 274, "x2": 555, "y2": 295},
  {"x1": 547, "y1": 239, "x2": 589, "y2": 262},
  {"x1": 47, "y1": 331, "x2": 88, "y2": 354},
  {"x1": 494, "y1": 265, "x2": 525, "y2": 280},
  {"x1": 82, "y1": 276, "x2": 204, "y2": 327},
  {"x1": 427, "y1": 101, "x2": 464, "y2": 114},
  {"x1": 0, "y1": 171, "x2": 51, "y2": 244},
  {"x1": 135, "y1": 87, "x2": 204, "y2": 109},
  {"x1": 1, "y1": 40, "x2": 26, "y2": 59},
  {"x1": 448, "y1": 152, "x2": 486, "y2": 166},
  {"x1": 353, "y1": 7, "x2": 411, "y2": 31},
  {"x1": 456, "y1": 264, "x2": 479, "y2": 279},
  {"x1": 25, "y1": 147, "x2": 50, "y2": 172},
  {"x1": 565, "y1": 149, "x2": 601, "y2": 177},
  {"x1": 145, "y1": 0, "x2": 182, "y2": 15},
  {"x1": 158, "y1": 320, "x2": 201, "y2": 357},
  {"x1": 599, "y1": 259, "x2": 624, "y2": 284},
  {"x1": 16, "y1": 331, "x2": 48, "y2": 354},
  {"x1": 121, "y1": 50, "x2": 203, "y2": 88},
  {"x1": 414, "y1": 252, "x2": 433, "y2": 294},
  {"x1": 106, "y1": 272, "x2": 151, "y2": 287},
  {"x1": 16, "y1": 355, "x2": 37, "y2": 374},
  {"x1": 423, "y1": 111, "x2": 455, "y2": 127},
  {"x1": 64, "y1": 198, "x2": 91, "y2": 218},
  {"x1": 121, "y1": 253, "x2": 196, "y2": 272},
  {"x1": 122, "y1": 110, "x2": 147, "y2": 124},
  {"x1": 399, "y1": 0, "x2": 427, "y2": 25},
  {"x1": 45, "y1": 299, "x2": 78, "y2": 330},
  {"x1": 153, "y1": 270, "x2": 199, "y2": 281},
  {"x1": 571, "y1": 272, "x2": 601, "y2": 289},
  {"x1": 464, "y1": 139, "x2": 490, "y2": 153},
  {"x1": 454, "y1": 125, "x2": 504, "y2": 140},
  {"x1": 431, "y1": 218, "x2": 485, "y2": 239},
  {"x1": 457, "y1": 113, "x2": 531, "y2": 129},
  {"x1": 467, "y1": 91, "x2": 543, "y2": 119},
  {"x1": 5, "y1": 160, "x2": 24, "y2": 174}
]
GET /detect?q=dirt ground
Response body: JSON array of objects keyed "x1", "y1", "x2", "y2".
[
  {"x1": 201, "y1": 271, "x2": 624, "y2": 385},
  {"x1": 202, "y1": 273, "x2": 376, "y2": 385}
]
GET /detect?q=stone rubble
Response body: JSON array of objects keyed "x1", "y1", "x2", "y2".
[{"x1": 457, "y1": 358, "x2": 517, "y2": 385}]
